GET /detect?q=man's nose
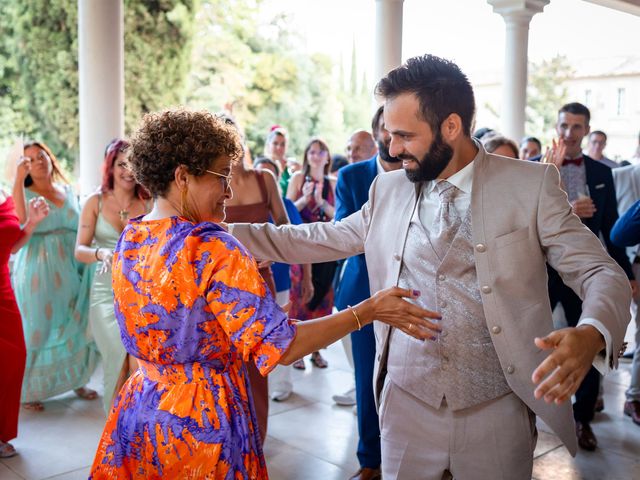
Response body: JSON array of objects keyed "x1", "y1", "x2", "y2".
[{"x1": 389, "y1": 138, "x2": 401, "y2": 157}]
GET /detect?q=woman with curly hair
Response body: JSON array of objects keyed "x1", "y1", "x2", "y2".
[
  {"x1": 11, "y1": 141, "x2": 98, "y2": 411},
  {"x1": 89, "y1": 108, "x2": 437, "y2": 478},
  {"x1": 74, "y1": 139, "x2": 150, "y2": 412}
]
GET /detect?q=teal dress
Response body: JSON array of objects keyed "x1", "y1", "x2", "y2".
[
  {"x1": 12, "y1": 185, "x2": 97, "y2": 402},
  {"x1": 90, "y1": 194, "x2": 127, "y2": 412}
]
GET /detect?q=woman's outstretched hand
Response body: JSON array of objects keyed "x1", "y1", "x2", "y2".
[{"x1": 359, "y1": 286, "x2": 442, "y2": 341}]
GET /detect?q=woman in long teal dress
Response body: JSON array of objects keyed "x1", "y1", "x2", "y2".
[
  {"x1": 75, "y1": 139, "x2": 150, "y2": 412},
  {"x1": 11, "y1": 141, "x2": 98, "y2": 410}
]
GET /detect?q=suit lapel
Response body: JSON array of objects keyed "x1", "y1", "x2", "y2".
[
  {"x1": 584, "y1": 156, "x2": 598, "y2": 199},
  {"x1": 367, "y1": 156, "x2": 378, "y2": 184},
  {"x1": 471, "y1": 148, "x2": 487, "y2": 246},
  {"x1": 376, "y1": 177, "x2": 419, "y2": 366}
]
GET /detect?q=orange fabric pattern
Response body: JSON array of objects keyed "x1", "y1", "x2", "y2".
[{"x1": 90, "y1": 217, "x2": 296, "y2": 479}]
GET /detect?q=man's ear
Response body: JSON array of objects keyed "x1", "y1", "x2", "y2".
[
  {"x1": 174, "y1": 165, "x2": 189, "y2": 189},
  {"x1": 441, "y1": 113, "x2": 463, "y2": 142}
]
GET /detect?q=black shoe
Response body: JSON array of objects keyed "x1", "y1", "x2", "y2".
[
  {"x1": 349, "y1": 468, "x2": 381, "y2": 480},
  {"x1": 576, "y1": 421, "x2": 597, "y2": 451}
]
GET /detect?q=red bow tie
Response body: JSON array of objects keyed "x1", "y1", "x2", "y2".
[{"x1": 562, "y1": 157, "x2": 583, "y2": 167}]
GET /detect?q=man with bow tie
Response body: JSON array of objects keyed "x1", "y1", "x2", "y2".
[
  {"x1": 230, "y1": 59, "x2": 631, "y2": 479},
  {"x1": 548, "y1": 102, "x2": 636, "y2": 451}
]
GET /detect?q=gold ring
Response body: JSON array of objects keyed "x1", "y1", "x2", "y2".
[{"x1": 408, "y1": 323, "x2": 413, "y2": 331}]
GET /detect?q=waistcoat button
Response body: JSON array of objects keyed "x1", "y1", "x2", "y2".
[
  {"x1": 475, "y1": 243, "x2": 486, "y2": 252},
  {"x1": 481, "y1": 285, "x2": 492, "y2": 294},
  {"x1": 506, "y1": 365, "x2": 515, "y2": 374},
  {"x1": 491, "y1": 326, "x2": 502, "y2": 334}
]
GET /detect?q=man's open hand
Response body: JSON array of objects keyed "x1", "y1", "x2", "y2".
[{"x1": 532, "y1": 325, "x2": 605, "y2": 405}]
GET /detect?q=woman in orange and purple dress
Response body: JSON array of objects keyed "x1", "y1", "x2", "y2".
[
  {"x1": 0, "y1": 188, "x2": 49, "y2": 458},
  {"x1": 89, "y1": 108, "x2": 438, "y2": 478}
]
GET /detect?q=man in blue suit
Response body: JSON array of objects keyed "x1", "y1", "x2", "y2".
[
  {"x1": 548, "y1": 102, "x2": 636, "y2": 451},
  {"x1": 334, "y1": 106, "x2": 402, "y2": 480}
]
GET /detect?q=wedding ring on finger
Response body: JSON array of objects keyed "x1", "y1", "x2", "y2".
[{"x1": 408, "y1": 323, "x2": 413, "y2": 332}]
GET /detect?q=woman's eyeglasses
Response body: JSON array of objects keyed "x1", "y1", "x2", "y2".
[{"x1": 205, "y1": 170, "x2": 232, "y2": 190}]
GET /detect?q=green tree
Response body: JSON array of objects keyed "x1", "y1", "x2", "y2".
[
  {"x1": 185, "y1": 0, "x2": 347, "y2": 159},
  {"x1": 0, "y1": 0, "x2": 197, "y2": 170},
  {"x1": 526, "y1": 55, "x2": 573, "y2": 145},
  {"x1": 0, "y1": 0, "x2": 77, "y2": 166},
  {"x1": 339, "y1": 41, "x2": 373, "y2": 143},
  {"x1": 123, "y1": 0, "x2": 197, "y2": 136}
]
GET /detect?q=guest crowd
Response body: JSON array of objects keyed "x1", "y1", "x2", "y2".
[{"x1": 1, "y1": 53, "x2": 640, "y2": 479}]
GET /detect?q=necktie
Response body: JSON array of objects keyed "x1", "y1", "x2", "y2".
[
  {"x1": 562, "y1": 157, "x2": 583, "y2": 167},
  {"x1": 430, "y1": 180, "x2": 462, "y2": 260}
]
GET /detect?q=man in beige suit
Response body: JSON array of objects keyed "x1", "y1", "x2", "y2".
[{"x1": 230, "y1": 55, "x2": 631, "y2": 479}]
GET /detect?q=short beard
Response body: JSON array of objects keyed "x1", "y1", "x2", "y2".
[
  {"x1": 403, "y1": 132, "x2": 454, "y2": 183},
  {"x1": 377, "y1": 141, "x2": 401, "y2": 164}
]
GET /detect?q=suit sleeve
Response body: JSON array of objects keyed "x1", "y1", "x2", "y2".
[
  {"x1": 335, "y1": 168, "x2": 355, "y2": 222},
  {"x1": 600, "y1": 171, "x2": 634, "y2": 279},
  {"x1": 538, "y1": 165, "x2": 631, "y2": 369},
  {"x1": 611, "y1": 200, "x2": 640, "y2": 247},
  {"x1": 612, "y1": 166, "x2": 640, "y2": 215},
  {"x1": 229, "y1": 175, "x2": 383, "y2": 264}
]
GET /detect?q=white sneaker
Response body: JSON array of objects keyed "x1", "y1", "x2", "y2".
[
  {"x1": 270, "y1": 390, "x2": 292, "y2": 402},
  {"x1": 332, "y1": 387, "x2": 356, "y2": 406}
]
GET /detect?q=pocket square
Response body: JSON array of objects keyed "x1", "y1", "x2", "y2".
[{"x1": 595, "y1": 183, "x2": 605, "y2": 189}]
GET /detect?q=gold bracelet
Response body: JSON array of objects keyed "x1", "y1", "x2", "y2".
[{"x1": 347, "y1": 305, "x2": 362, "y2": 330}]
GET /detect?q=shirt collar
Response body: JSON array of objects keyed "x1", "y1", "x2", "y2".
[{"x1": 376, "y1": 155, "x2": 385, "y2": 175}]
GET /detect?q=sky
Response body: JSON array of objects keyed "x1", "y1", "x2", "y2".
[{"x1": 264, "y1": 0, "x2": 640, "y2": 84}]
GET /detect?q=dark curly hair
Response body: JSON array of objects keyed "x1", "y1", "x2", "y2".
[
  {"x1": 128, "y1": 108, "x2": 243, "y2": 197},
  {"x1": 375, "y1": 54, "x2": 476, "y2": 136}
]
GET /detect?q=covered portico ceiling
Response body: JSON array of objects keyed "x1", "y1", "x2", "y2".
[{"x1": 584, "y1": 0, "x2": 640, "y2": 16}]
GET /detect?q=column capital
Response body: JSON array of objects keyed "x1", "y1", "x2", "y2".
[{"x1": 487, "y1": 0, "x2": 550, "y2": 22}]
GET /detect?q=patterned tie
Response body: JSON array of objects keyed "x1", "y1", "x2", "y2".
[{"x1": 430, "y1": 180, "x2": 462, "y2": 260}]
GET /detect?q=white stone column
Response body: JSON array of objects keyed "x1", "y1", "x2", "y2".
[
  {"x1": 374, "y1": 0, "x2": 404, "y2": 84},
  {"x1": 78, "y1": 0, "x2": 124, "y2": 196},
  {"x1": 488, "y1": 0, "x2": 549, "y2": 141}
]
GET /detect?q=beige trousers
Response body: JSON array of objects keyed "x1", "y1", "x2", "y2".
[{"x1": 379, "y1": 379, "x2": 537, "y2": 480}]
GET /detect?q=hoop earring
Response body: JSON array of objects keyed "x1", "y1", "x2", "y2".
[{"x1": 180, "y1": 186, "x2": 193, "y2": 222}]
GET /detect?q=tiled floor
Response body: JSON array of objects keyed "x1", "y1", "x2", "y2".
[{"x1": 1, "y1": 327, "x2": 639, "y2": 480}]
